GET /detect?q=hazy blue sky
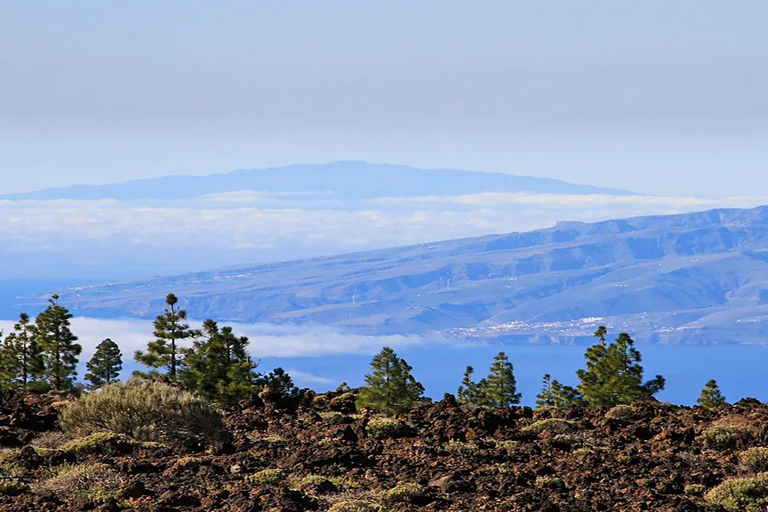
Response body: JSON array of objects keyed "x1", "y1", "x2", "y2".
[{"x1": 1, "y1": 1, "x2": 766, "y2": 196}]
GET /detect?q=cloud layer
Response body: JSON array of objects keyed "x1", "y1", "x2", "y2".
[
  {"x1": 0, "y1": 317, "x2": 423, "y2": 361},
  {"x1": 1, "y1": 193, "x2": 766, "y2": 280}
]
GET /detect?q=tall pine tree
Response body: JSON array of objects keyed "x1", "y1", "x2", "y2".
[
  {"x1": 35, "y1": 295, "x2": 81, "y2": 391},
  {"x1": 457, "y1": 366, "x2": 481, "y2": 404},
  {"x1": 0, "y1": 313, "x2": 44, "y2": 391},
  {"x1": 480, "y1": 352, "x2": 521, "y2": 407},
  {"x1": 577, "y1": 327, "x2": 664, "y2": 408},
  {"x1": 85, "y1": 338, "x2": 123, "y2": 389},
  {"x1": 181, "y1": 319, "x2": 258, "y2": 404},
  {"x1": 357, "y1": 347, "x2": 424, "y2": 414},
  {"x1": 134, "y1": 294, "x2": 199, "y2": 381}
]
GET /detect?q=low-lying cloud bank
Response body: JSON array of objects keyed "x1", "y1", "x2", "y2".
[
  {"x1": 0, "y1": 317, "x2": 424, "y2": 361},
  {"x1": 1, "y1": 193, "x2": 766, "y2": 280}
]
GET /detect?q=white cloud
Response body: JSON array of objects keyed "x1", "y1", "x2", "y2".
[
  {"x1": 0, "y1": 193, "x2": 765, "y2": 279},
  {"x1": 0, "y1": 317, "x2": 423, "y2": 359},
  {"x1": 284, "y1": 369, "x2": 335, "y2": 385}
]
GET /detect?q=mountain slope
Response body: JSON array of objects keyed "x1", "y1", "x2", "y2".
[
  {"x1": 55, "y1": 205, "x2": 768, "y2": 344},
  {"x1": 1, "y1": 161, "x2": 635, "y2": 201}
]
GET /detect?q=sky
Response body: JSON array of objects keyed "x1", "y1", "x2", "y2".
[{"x1": 1, "y1": 1, "x2": 766, "y2": 196}]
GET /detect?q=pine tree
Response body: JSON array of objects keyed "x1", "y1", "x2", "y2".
[
  {"x1": 35, "y1": 295, "x2": 82, "y2": 391},
  {"x1": 134, "y1": 294, "x2": 199, "y2": 381},
  {"x1": 181, "y1": 319, "x2": 259, "y2": 404},
  {"x1": 357, "y1": 347, "x2": 424, "y2": 414},
  {"x1": 0, "y1": 313, "x2": 44, "y2": 391},
  {"x1": 85, "y1": 338, "x2": 123, "y2": 389},
  {"x1": 258, "y1": 367, "x2": 299, "y2": 397},
  {"x1": 577, "y1": 328, "x2": 664, "y2": 408},
  {"x1": 536, "y1": 374, "x2": 555, "y2": 408},
  {"x1": 697, "y1": 379, "x2": 727, "y2": 409},
  {"x1": 480, "y1": 352, "x2": 521, "y2": 407},
  {"x1": 457, "y1": 366, "x2": 481, "y2": 404},
  {"x1": 549, "y1": 379, "x2": 583, "y2": 408}
]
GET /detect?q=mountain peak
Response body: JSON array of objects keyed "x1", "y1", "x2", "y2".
[{"x1": 1, "y1": 162, "x2": 637, "y2": 201}]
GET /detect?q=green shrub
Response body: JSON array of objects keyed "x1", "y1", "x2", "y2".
[
  {"x1": 0, "y1": 463, "x2": 26, "y2": 494},
  {"x1": 535, "y1": 476, "x2": 564, "y2": 491},
  {"x1": 290, "y1": 474, "x2": 350, "y2": 491},
  {"x1": 740, "y1": 447, "x2": 768, "y2": 473},
  {"x1": 366, "y1": 417, "x2": 407, "y2": 439},
  {"x1": 698, "y1": 426, "x2": 749, "y2": 451},
  {"x1": 59, "y1": 433, "x2": 130, "y2": 455},
  {"x1": 246, "y1": 468, "x2": 287, "y2": 485},
  {"x1": 328, "y1": 501, "x2": 382, "y2": 512},
  {"x1": 33, "y1": 463, "x2": 123, "y2": 502},
  {"x1": 381, "y1": 483, "x2": 427, "y2": 504},
  {"x1": 605, "y1": 404, "x2": 635, "y2": 421},
  {"x1": 521, "y1": 418, "x2": 577, "y2": 435},
  {"x1": 59, "y1": 380, "x2": 228, "y2": 446},
  {"x1": 704, "y1": 473, "x2": 768, "y2": 511},
  {"x1": 445, "y1": 440, "x2": 479, "y2": 456},
  {"x1": 684, "y1": 484, "x2": 706, "y2": 497}
]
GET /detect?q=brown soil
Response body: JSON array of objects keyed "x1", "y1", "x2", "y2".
[{"x1": 0, "y1": 388, "x2": 762, "y2": 511}]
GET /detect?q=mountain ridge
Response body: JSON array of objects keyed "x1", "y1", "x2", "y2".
[
  {"x1": 1, "y1": 161, "x2": 637, "y2": 201},
  {"x1": 51, "y1": 204, "x2": 768, "y2": 345}
]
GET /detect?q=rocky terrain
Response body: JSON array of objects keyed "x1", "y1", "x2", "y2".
[{"x1": 0, "y1": 388, "x2": 766, "y2": 511}]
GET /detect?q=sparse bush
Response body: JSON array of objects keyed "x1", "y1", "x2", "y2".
[
  {"x1": 366, "y1": 417, "x2": 407, "y2": 439},
  {"x1": 291, "y1": 474, "x2": 348, "y2": 491},
  {"x1": 605, "y1": 404, "x2": 635, "y2": 421},
  {"x1": 247, "y1": 434, "x2": 286, "y2": 445},
  {"x1": 535, "y1": 476, "x2": 564, "y2": 490},
  {"x1": 328, "y1": 501, "x2": 382, "y2": 512},
  {"x1": 246, "y1": 468, "x2": 286, "y2": 485},
  {"x1": 698, "y1": 425, "x2": 749, "y2": 451},
  {"x1": 740, "y1": 447, "x2": 768, "y2": 473},
  {"x1": 684, "y1": 484, "x2": 706, "y2": 497},
  {"x1": 33, "y1": 463, "x2": 123, "y2": 501},
  {"x1": 31, "y1": 431, "x2": 69, "y2": 450},
  {"x1": 59, "y1": 380, "x2": 228, "y2": 446},
  {"x1": 59, "y1": 432, "x2": 130, "y2": 455},
  {"x1": 494, "y1": 440, "x2": 518, "y2": 452},
  {"x1": 522, "y1": 418, "x2": 577, "y2": 435},
  {"x1": 704, "y1": 473, "x2": 768, "y2": 511},
  {"x1": 445, "y1": 440, "x2": 479, "y2": 456},
  {"x1": 0, "y1": 463, "x2": 26, "y2": 494},
  {"x1": 381, "y1": 483, "x2": 428, "y2": 504}
]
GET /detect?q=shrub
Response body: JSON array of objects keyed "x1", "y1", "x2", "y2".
[
  {"x1": 605, "y1": 404, "x2": 635, "y2": 421},
  {"x1": 291, "y1": 474, "x2": 349, "y2": 491},
  {"x1": 684, "y1": 484, "x2": 706, "y2": 497},
  {"x1": 740, "y1": 447, "x2": 768, "y2": 473},
  {"x1": 33, "y1": 463, "x2": 123, "y2": 501},
  {"x1": 704, "y1": 473, "x2": 768, "y2": 511},
  {"x1": 521, "y1": 418, "x2": 577, "y2": 435},
  {"x1": 246, "y1": 468, "x2": 287, "y2": 485},
  {"x1": 59, "y1": 433, "x2": 131, "y2": 455},
  {"x1": 0, "y1": 463, "x2": 26, "y2": 494},
  {"x1": 328, "y1": 501, "x2": 382, "y2": 512},
  {"x1": 59, "y1": 380, "x2": 228, "y2": 446},
  {"x1": 551, "y1": 434, "x2": 579, "y2": 448},
  {"x1": 698, "y1": 426, "x2": 749, "y2": 451},
  {"x1": 445, "y1": 440, "x2": 479, "y2": 456},
  {"x1": 381, "y1": 483, "x2": 428, "y2": 504},
  {"x1": 535, "y1": 476, "x2": 564, "y2": 491},
  {"x1": 366, "y1": 417, "x2": 407, "y2": 439},
  {"x1": 31, "y1": 432, "x2": 69, "y2": 450}
]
